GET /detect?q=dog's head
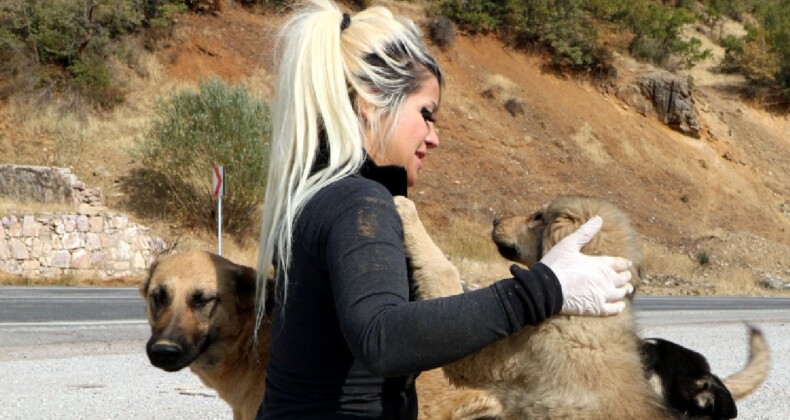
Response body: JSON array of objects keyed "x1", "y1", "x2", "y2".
[
  {"x1": 140, "y1": 251, "x2": 258, "y2": 372},
  {"x1": 491, "y1": 207, "x2": 547, "y2": 267},
  {"x1": 492, "y1": 195, "x2": 643, "y2": 287}
]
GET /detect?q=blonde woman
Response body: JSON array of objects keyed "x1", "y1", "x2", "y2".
[{"x1": 256, "y1": 1, "x2": 632, "y2": 418}]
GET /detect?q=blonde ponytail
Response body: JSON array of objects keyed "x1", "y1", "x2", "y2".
[{"x1": 255, "y1": 0, "x2": 442, "y2": 334}]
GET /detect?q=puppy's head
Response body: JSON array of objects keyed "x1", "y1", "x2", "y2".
[
  {"x1": 140, "y1": 251, "x2": 257, "y2": 372},
  {"x1": 492, "y1": 195, "x2": 643, "y2": 287},
  {"x1": 491, "y1": 206, "x2": 547, "y2": 267}
]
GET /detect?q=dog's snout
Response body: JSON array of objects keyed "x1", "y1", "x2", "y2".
[{"x1": 147, "y1": 340, "x2": 186, "y2": 371}]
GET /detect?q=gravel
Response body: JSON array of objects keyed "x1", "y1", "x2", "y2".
[
  {"x1": 0, "y1": 341, "x2": 230, "y2": 419},
  {"x1": 0, "y1": 318, "x2": 786, "y2": 419}
]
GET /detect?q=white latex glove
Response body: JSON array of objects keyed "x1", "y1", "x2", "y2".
[{"x1": 540, "y1": 216, "x2": 634, "y2": 316}]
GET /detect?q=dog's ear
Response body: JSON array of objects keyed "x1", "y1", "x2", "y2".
[
  {"x1": 541, "y1": 211, "x2": 583, "y2": 254},
  {"x1": 232, "y1": 264, "x2": 258, "y2": 310},
  {"x1": 140, "y1": 259, "x2": 159, "y2": 298}
]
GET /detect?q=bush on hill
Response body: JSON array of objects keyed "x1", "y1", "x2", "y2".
[
  {"x1": 432, "y1": 0, "x2": 712, "y2": 70},
  {"x1": 0, "y1": 0, "x2": 185, "y2": 108},
  {"x1": 135, "y1": 77, "x2": 271, "y2": 236}
]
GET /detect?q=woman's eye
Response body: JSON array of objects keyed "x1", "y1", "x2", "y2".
[{"x1": 420, "y1": 107, "x2": 436, "y2": 124}]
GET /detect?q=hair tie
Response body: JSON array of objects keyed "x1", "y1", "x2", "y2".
[{"x1": 340, "y1": 13, "x2": 351, "y2": 32}]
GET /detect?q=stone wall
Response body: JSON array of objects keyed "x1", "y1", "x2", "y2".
[
  {"x1": 0, "y1": 164, "x2": 103, "y2": 206},
  {"x1": 0, "y1": 211, "x2": 166, "y2": 279}
]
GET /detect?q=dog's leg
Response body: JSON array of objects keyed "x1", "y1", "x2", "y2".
[
  {"x1": 395, "y1": 196, "x2": 464, "y2": 299},
  {"x1": 396, "y1": 197, "x2": 504, "y2": 419},
  {"x1": 449, "y1": 390, "x2": 504, "y2": 420}
]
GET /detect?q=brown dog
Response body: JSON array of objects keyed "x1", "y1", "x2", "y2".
[
  {"x1": 141, "y1": 251, "x2": 495, "y2": 420},
  {"x1": 140, "y1": 251, "x2": 268, "y2": 420},
  {"x1": 396, "y1": 194, "x2": 769, "y2": 419}
]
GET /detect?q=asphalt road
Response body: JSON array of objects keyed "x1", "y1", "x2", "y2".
[{"x1": 0, "y1": 287, "x2": 788, "y2": 419}]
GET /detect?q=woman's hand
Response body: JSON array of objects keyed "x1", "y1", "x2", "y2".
[{"x1": 540, "y1": 216, "x2": 634, "y2": 316}]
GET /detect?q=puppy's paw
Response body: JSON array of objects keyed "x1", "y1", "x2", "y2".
[
  {"x1": 394, "y1": 196, "x2": 431, "y2": 248},
  {"x1": 394, "y1": 196, "x2": 419, "y2": 226}
]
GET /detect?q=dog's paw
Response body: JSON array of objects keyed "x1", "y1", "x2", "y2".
[
  {"x1": 394, "y1": 196, "x2": 430, "y2": 245},
  {"x1": 394, "y1": 196, "x2": 419, "y2": 225}
]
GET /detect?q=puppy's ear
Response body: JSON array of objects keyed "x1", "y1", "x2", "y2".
[
  {"x1": 541, "y1": 210, "x2": 583, "y2": 253},
  {"x1": 140, "y1": 259, "x2": 159, "y2": 298},
  {"x1": 233, "y1": 264, "x2": 258, "y2": 310}
]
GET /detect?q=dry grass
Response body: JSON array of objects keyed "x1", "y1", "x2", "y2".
[
  {"x1": 431, "y1": 213, "x2": 501, "y2": 264},
  {"x1": 0, "y1": 270, "x2": 142, "y2": 287},
  {"x1": 481, "y1": 73, "x2": 522, "y2": 100},
  {"x1": 0, "y1": 199, "x2": 82, "y2": 215}
]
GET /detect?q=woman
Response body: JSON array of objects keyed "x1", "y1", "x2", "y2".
[{"x1": 255, "y1": 1, "x2": 632, "y2": 418}]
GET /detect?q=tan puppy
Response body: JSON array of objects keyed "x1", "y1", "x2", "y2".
[
  {"x1": 396, "y1": 195, "x2": 769, "y2": 419},
  {"x1": 141, "y1": 251, "x2": 497, "y2": 420},
  {"x1": 491, "y1": 197, "x2": 770, "y2": 418}
]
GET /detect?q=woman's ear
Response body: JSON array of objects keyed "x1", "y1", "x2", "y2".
[{"x1": 355, "y1": 93, "x2": 370, "y2": 122}]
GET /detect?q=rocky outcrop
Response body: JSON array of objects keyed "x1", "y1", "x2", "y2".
[
  {"x1": 616, "y1": 71, "x2": 700, "y2": 138},
  {"x1": 0, "y1": 164, "x2": 103, "y2": 207}
]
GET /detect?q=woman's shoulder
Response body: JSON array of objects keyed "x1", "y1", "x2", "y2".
[
  {"x1": 317, "y1": 173, "x2": 394, "y2": 203},
  {"x1": 301, "y1": 174, "x2": 398, "y2": 230}
]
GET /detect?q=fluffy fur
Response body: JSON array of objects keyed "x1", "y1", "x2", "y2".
[{"x1": 396, "y1": 195, "x2": 769, "y2": 419}]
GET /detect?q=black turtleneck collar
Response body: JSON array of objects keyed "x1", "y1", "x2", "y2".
[
  {"x1": 360, "y1": 155, "x2": 408, "y2": 198},
  {"x1": 311, "y1": 141, "x2": 408, "y2": 197}
]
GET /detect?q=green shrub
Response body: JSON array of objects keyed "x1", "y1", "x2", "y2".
[
  {"x1": 0, "y1": 0, "x2": 143, "y2": 66},
  {"x1": 625, "y1": 2, "x2": 710, "y2": 68},
  {"x1": 717, "y1": 0, "x2": 790, "y2": 94},
  {"x1": 136, "y1": 78, "x2": 271, "y2": 235},
  {"x1": 433, "y1": 0, "x2": 714, "y2": 71},
  {"x1": 0, "y1": 0, "x2": 184, "y2": 106},
  {"x1": 68, "y1": 54, "x2": 125, "y2": 109},
  {"x1": 540, "y1": 0, "x2": 600, "y2": 67},
  {"x1": 433, "y1": 0, "x2": 510, "y2": 33}
]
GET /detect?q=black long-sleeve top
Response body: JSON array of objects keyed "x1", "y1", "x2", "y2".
[{"x1": 258, "y1": 160, "x2": 563, "y2": 419}]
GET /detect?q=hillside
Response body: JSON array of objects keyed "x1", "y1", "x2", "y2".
[{"x1": 1, "y1": 1, "x2": 788, "y2": 296}]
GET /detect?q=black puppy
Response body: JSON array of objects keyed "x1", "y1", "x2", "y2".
[{"x1": 641, "y1": 337, "x2": 737, "y2": 419}]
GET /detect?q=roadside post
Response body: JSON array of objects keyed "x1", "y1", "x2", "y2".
[{"x1": 212, "y1": 165, "x2": 225, "y2": 255}]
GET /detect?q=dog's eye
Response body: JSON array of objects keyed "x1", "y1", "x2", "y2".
[
  {"x1": 150, "y1": 288, "x2": 168, "y2": 308},
  {"x1": 191, "y1": 293, "x2": 217, "y2": 309}
]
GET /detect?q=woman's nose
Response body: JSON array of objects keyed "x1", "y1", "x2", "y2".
[{"x1": 426, "y1": 123, "x2": 440, "y2": 148}]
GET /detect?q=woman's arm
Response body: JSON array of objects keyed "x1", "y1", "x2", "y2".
[{"x1": 307, "y1": 179, "x2": 562, "y2": 377}]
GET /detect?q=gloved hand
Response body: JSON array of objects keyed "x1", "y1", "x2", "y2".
[{"x1": 540, "y1": 216, "x2": 634, "y2": 316}]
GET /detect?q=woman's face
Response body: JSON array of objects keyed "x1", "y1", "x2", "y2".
[{"x1": 368, "y1": 76, "x2": 441, "y2": 186}]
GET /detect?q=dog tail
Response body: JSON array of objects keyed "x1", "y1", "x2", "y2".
[{"x1": 723, "y1": 326, "x2": 770, "y2": 400}]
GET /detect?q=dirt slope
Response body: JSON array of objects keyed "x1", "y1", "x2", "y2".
[{"x1": 1, "y1": 1, "x2": 788, "y2": 295}]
